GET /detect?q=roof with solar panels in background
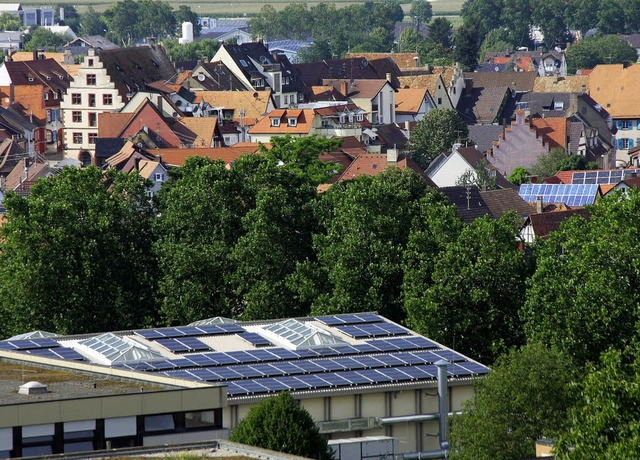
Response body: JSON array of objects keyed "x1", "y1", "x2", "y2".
[{"x1": 0, "y1": 313, "x2": 490, "y2": 399}]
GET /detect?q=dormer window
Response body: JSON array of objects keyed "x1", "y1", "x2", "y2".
[
  {"x1": 288, "y1": 117, "x2": 297, "y2": 127},
  {"x1": 240, "y1": 59, "x2": 249, "y2": 67},
  {"x1": 339, "y1": 114, "x2": 346, "y2": 124},
  {"x1": 28, "y1": 76, "x2": 34, "y2": 82},
  {"x1": 348, "y1": 113, "x2": 354, "y2": 122},
  {"x1": 270, "y1": 117, "x2": 281, "y2": 127},
  {"x1": 356, "y1": 113, "x2": 363, "y2": 122}
]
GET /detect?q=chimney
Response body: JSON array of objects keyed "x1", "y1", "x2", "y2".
[
  {"x1": 156, "y1": 95, "x2": 163, "y2": 113},
  {"x1": 386, "y1": 72, "x2": 392, "y2": 83},
  {"x1": 452, "y1": 143, "x2": 461, "y2": 154},
  {"x1": 135, "y1": 157, "x2": 141, "y2": 171},
  {"x1": 387, "y1": 147, "x2": 398, "y2": 163},
  {"x1": 569, "y1": 92, "x2": 578, "y2": 116},
  {"x1": 33, "y1": 50, "x2": 38, "y2": 61},
  {"x1": 536, "y1": 196, "x2": 543, "y2": 213},
  {"x1": 340, "y1": 81, "x2": 348, "y2": 97}
]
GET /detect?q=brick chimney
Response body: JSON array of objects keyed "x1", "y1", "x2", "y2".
[{"x1": 340, "y1": 81, "x2": 348, "y2": 97}]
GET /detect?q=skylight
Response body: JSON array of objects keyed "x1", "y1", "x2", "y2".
[
  {"x1": 261, "y1": 319, "x2": 346, "y2": 349},
  {"x1": 9, "y1": 330, "x2": 57, "y2": 340},
  {"x1": 188, "y1": 317, "x2": 237, "y2": 326},
  {"x1": 78, "y1": 333, "x2": 164, "y2": 365}
]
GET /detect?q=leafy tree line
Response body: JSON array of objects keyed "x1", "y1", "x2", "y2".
[{"x1": 4, "y1": 135, "x2": 640, "y2": 455}]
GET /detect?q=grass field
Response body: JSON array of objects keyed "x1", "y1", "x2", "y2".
[{"x1": 18, "y1": 0, "x2": 464, "y2": 18}]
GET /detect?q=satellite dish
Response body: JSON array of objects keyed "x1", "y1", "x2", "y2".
[
  {"x1": 253, "y1": 92, "x2": 259, "y2": 99},
  {"x1": 197, "y1": 73, "x2": 205, "y2": 82}
]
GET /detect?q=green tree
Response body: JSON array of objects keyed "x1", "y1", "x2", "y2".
[
  {"x1": 597, "y1": 0, "x2": 625, "y2": 35},
  {"x1": 163, "y1": 38, "x2": 220, "y2": 62},
  {"x1": 419, "y1": 41, "x2": 455, "y2": 66},
  {"x1": 103, "y1": 0, "x2": 140, "y2": 46},
  {"x1": 479, "y1": 28, "x2": 512, "y2": 60},
  {"x1": 565, "y1": 35, "x2": 637, "y2": 74},
  {"x1": 556, "y1": 347, "x2": 640, "y2": 458},
  {"x1": 449, "y1": 343, "x2": 575, "y2": 460},
  {"x1": 532, "y1": 0, "x2": 570, "y2": 47},
  {"x1": 136, "y1": 0, "x2": 176, "y2": 39},
  {"x1": 500, "y1": 0, "x2": 533, "y2": 47},
  {"x1": 0, "y1": 12, "x2": 23, "y2": 31},
  {"x1": 298, "y1": 168, "x2": 435, "y2": 324},
  {"x1": 0, "y1": 167, "x2": 158, "y2": 338},
  {"x1": 454, "y1": 22, "x2": 481, "y2": 70},
  {"x1": 566, "y1": 0, "x2": 599, "y2": 36},
  {"x1": 410, "y1": 0, "x2": 433, "y2": 29},
  {"x1": 461, "y1": 0, "x2": 503, "y2": 38},
  {"x1": 174, "y1": 5, "x2": 201, "y2": 38},
  {"x1": 508, "y1": 166, "x2": 530, "y2": 185},
  {"x1": 79, "y1": 7, "x2": 107, "y2": 37},
  {"x1": 522, "y1": 189, "x2": 640, "y2": 365},
  {"x1": 399, "y1": 27, "x2": 425, "y2": 53},
  {"x1": 55, "y1": 4, "x2": 81, "y2": 32},
  {"x1": 24, "y1": 28, "x2": 69, "y2": 51},
  {"x1": 428, "y1": 17, "x2": 453, "y2": 49},
  {"x1": 408, "y1": 108, "x2": 469, "y2": 169},
  {"x1": 529, "y1": 147, "x2": 569, "y2": 178},
  {"x1": 409, "y1": 214, "x2": 528, "y2": 363},
  {"x1": 229, "y1": 392, "x2": 332, "y2": 459}
]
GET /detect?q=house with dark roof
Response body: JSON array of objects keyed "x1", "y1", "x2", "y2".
[
  {"x1": 426, "y1": 144, "x2": 513, "y2": 189},
  {"x1": 0, "y1": 105, "x2": 36, "y2": 157},
  {"x1": 190, "y1": 61, "x2": 247, "y2": 92},
  {"x1": 60, "y1": 45, "x2": 176, "y2": 164},
  {"x1": 64, "y1": 35, "x2": 119, "y2": 58},
  {"x1": 212, "y1": 42, "x2": 303, "y2": 109},
  {"x1": 0, "y1": 55, "x2": 72, "y2": 155},
  {"x1": 521, "y1": 208, "x2": 590, "y2": 243},
  {"x1": 468, "y1": 125, "x2": 505, "y2": 154},
  {"x1": 292, "y1": 56, "x2": 402, "y2": 90},
  {"x1": 439, "y1": 185, "x2": 532, "y2": 224},
  {"x1": 483, "y1": 50, "x2": 566, "y2": 77},
  {"x1": 457, "y1": 85, "x2": 510, "y2": 125}
]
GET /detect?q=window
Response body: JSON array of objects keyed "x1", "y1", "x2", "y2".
[
  {"x1": 72, "y1": 93, "x2": 81, "y2": 105},
  {"x1": 46, "y1": 109, "x2": 51, "y2": 123},
  {"x1": 86, "y1": 74, "x2": 96, "y2": 85},
  {"x1": 144, "y1": 414, "x2": 175, "y2": 433},
  {"x1": 103, "y1": 94, "x2": 113, "y2": 105},
  {"x1": 437, "y1": 97, "x2": 442, "y2": 105},
  {"x1": 53, "y1": 91, "x2": 58, "y2": 99},
  {"x1": 185, "y1": 409, "x2": 222, "y2": 429},
  {"x1": 88, "y1": 112, "x2": 97, "y2": 127},
  {"x1": 620, "y1": 120, "x2": 632, "y2": 130},
  {"x1": 88, "y1": 94, "x2": 96, "y2": 107},
  {"x1": 620, "y1": 138, "x2": 633, "y2": 149},
  {"x1": 155, "y1": 172, "x2": 165, "y2": 181},
  {"x1": 73, "y1": 132, "x2": 83, "y2": 144},
  {"x1": 72, "y1": 111, "x2": 82, "y2": 123},
  {"x1": 43, "y1": 92, "x2": 49, "y2": 101},
  {"x1": 88, "y1": 133, "x2": 97, "y2": 144},
  {"x1": 270, "y1": 117, "x2": 281, "y2": 127},
  {"x1": 289, "y1": 94, "x2": 294, "y2": 104},
  {"x1": 287, "y1": 117, "x2": 297, "y2": 127},
  {"x1": 339, "y1": 114, "x2": 346, "y2": 124},
  {"x1": 88, "y1": 58, "x2": 94, "y2": 67},
  {"x1": 356, "y1": 113, "x2": 364, "y2": 122}
]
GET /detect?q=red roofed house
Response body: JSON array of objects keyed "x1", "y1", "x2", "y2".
[{"x1": 337, "y1": 149, "x2": 434, "y2": 185}]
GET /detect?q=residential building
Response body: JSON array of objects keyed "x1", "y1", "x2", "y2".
[
  {"x1": 293, "y1": 57, "x2": 402, "y2": 90},
  {"x1": 395, "y1": 87, "x2": 435, "y2": 123},
  {"x1": 457, "y1": 85, "x2": 510, "y2": 125},
  {"x1": 64, "y1": 35, "x2": 119, "y2": 59},
  {"x1": 520, "y1": 208, "x2": 590, "y2": 243},
  {"x1": 588, "y1": 63, "x2": 640, "y2": 165},
  {"x1": 483, "y1": 50, "x2": 567, "y2": 77},
  {"x1": 346, "y1": 53, "x2": 421, "y2": 71},
  {"x1": 199, "y1": 17, "x2": 251, "y2": 44},
  {"x1": 439, "y1": 186, "x2": 532, "y2": 224},
  {"x1": 190, "y1": 61, "x2": 247, "y2": 92},
  {"x1": 324, "y1": 79, "x2": 396, "y2": 125},
  {"x1": 267, "y1": 40, "x2": 313, "y2": 64},
  {"x1": 0, "y1": 313, "x2": 489, "y2": 458},
  {"x1": 0, "y1": 55, "x2": 72, "y2": 155},
  {"x1": 0, "y1": 32, "x2": 24, "y2": 54},
  {"x1": 60, "y1": 45, "x2": 175, "y2": 164},
  {"x1": 145, "y1": 143, "x2": 264, "y2": 167},
  {"x1": 397, "y1": 73, "x2": 453, "y2": 110},
  {"x1": 337, "y1": 150, "x2": 433, "y2": 184},
  {"x1": 212, "y1": 42, "x2": 303, "y2": 109}
]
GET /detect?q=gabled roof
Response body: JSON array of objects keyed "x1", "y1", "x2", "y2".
[
  {"x1": 292, "y1": 57, "x2": 401, "y2": 88},
  {"x1": 530, "y1": 117, "x2": 567, "y2": 149},
  {"x1": 526, "y1": 208, "x2": 590, "y2": 239},
  {"x1": 457, "y1": 86, "x2": 509, "y2": 124},
  {"x1": 588, "y1": 63, "x2": 640, "y2": 118},
  {"x1": 193, "y1": 61, "x2": 247, "y2": 91},
  {"x1": 175, "y1": 117, "x2": 219, "y2": 147},
  {"x1": 534, "y1": 76, "x2": 589, "y2": 93},
  {"x1": 146, "y1": 145, "x2": 263, "y2": 167},
  {"x1": 395, "y1": 87, "x2": 428, "y2": 114},
  {"x1": 468, "y1": 125, "x2": 505, "y2": 153},
  {"x1": 306, "y1": 85, "x2": 348, "y2": 102},
  {"x1": 2, "y1": 58, "x2": 72, "y2": 92},
  {"x1": 249, "y1": 108, "x2": 315, "y2": 135},
  {"x1": 373, "y1": 124, "x2": 409, "y2": 150},
  {"x1": 67, "y1": 35, "x2": 119, "y2": 50},
  {"x1": 97, "y1": 45, "x2": 176, "y2": 100},
  {"x1": 346, "y1": 52, "x2": 420, "y2": 70},
  {"x1": 5, "y1": 159, "x2": 55, "y2": 193},
  {"x1": 337, "y1": 153, "x2": 431, "y2": 184},
  {"x1": 397, "y1": 73, "x2": 443, "y2": 95},
  {"x1": 518, "y1": 92, "x2": 572, "y2": 117},
  {"x1": 464, "y1": 72, "x2": 537, "y2": 92},
  {"x1": 479, "y1": 188, "x2": 533, "y2": 221},
  {"x1": 326, "y1": 79, "x2": 391, "y2": 100},
  {"x1": 438, "y1": 185, "x2": 492, "y2": 224},
  {"x1": 196, "y1": 90, "x2": 272, "y2": 124}
]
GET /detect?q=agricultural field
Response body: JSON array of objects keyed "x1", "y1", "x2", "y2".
[{"x1": 18, "y1": 0, "x2": 465, "y2": 18}]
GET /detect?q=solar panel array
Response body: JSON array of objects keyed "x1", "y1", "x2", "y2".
[
  {"x1": 155, "y1": 337, "x2": 212, "y2": 354},
  {"x1": 113, "y1": 336, "x2": 489, "y2": 396},
  {"x1": 316, "y1": 313, "x2": 384, "y2": 326},
  {"x1": 572, "y1": 169, "x2": 640, "y2": 185},
  {"x1": 0, "y1": 338, "x2": 85, "y2": 361},
  {"x1": 519, "y1": 184, "x2": 599, "y2": 206},
  {"x1": 134, "y1": 324, "x2": 245, "y2": 340},
  {"x1": 336, "y1": 323, "x2": 409, "y2": 338},
  {"x1": 239, "y1": 332, "x2": 272, "y2": 347}
]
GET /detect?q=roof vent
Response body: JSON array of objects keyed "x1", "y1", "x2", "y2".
[{"x1": 19, "y1": 381, "x2": 47, "y2": 395}]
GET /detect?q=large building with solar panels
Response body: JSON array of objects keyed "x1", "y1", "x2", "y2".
[{"x1": 0, "y1": 313, "x2": 490, "y2": 459}]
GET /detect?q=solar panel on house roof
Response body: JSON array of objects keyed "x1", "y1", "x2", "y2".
[
  {"x1": 0, "y1": 338, "x2": 61, "y2": 350},
  {"x1": 519, "y1": 183, "x2": 599, "y2": 206},
  {"x1": 571, "y1": 169, "x2": 640, "y2": 185}
]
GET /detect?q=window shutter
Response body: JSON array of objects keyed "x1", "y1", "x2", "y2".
[
  {"x1": 618, "y1": 121, "x2": 623, "y2": 129},
  {"x1": 630, "y1": 139, "x2": 635, "y2": 148},
  {"x1": 618, "y1": 139, "x2": 624, "y2": 149}
]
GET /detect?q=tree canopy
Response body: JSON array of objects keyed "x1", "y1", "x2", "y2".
[
  {"x1": 229, "y1": 392, "x2": 333, "y2": 460},
  {"x1": 449, "y1": 343, "x2": 575, "y2": 460},
  {"x1": 0, "y1": 167, "x2": 158, "y2": 337},
  {"x1": 408, "y1": 109, "x2": 469, "y2": 169},
  {"x1": 565, "y1": 35, "x2": 638, "y2": 74}
]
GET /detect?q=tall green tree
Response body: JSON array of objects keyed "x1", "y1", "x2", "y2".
[
  {"x1": 597, "y1": 0, "x2": 626, "y2": 35},
  {"x1": 24, "y1": 28, "x2": 69, "y2": 51},
  {"x1": 103, "y1": 0, "x2": 139, "y2": 46},
  {"x1": 428, "y1": 17, "x2": 453, "y2": 49},
  {"x1": 136, "y1": 0, "x2": 176, "y2": 39},
  {"x1": 298, "y1": 168, "x2": 435, "y2": 323},
  {"x1": 409, "y1": 214, "x2": 529, "y2": 363},
  {"x1": 174, "y1": 5, "x2": 201, "y2": 38},
  {"x1": 500, "y1": 0, "x2": 533, "y2": 47},
  {"x1": 479, "y1": 28, "x2": 513, "y2": 58},
  {"x1": 79, "y1": 7, "x2": 106, "y2": 37},
  {"x1": 0, "y1": 12, "x2": 23, "y2": 31},
  {"x1": 454, "y1": 22, "x2": 481, "y2": 70},
  {"x1": 565, "y1": 35, "x2": 637, "y2": 74},
  {"x1": 566, "y1": 0, "x2": 599, "y2": 36},
  {"x1": 449, "y1": 343, "x2": 575, "y2": 460},
  {"x1": 409, "y1": 0, "x2": 433, "y2": 29},
  {"x1": 229, "y1": 392, "x2": 333, "y2": 460},
  {"x1": 532, "y1": 0, "x2": 570, "y2": 47},
  {"x1": 153, "y1": 157, "x2": 246, "y2": 325},
  {"x1": 55, "y1": 4, "x2": 81, "y2": 32},
  {"x1": 522, "y1": 189, "x2": 640, "y2": 365},
  {"x1": 461, "y1": 0, "x2": 503, "y2": 37},
  {"x1": 0, "y1": 167, "x2": 158, "y2": 338},
  {"x1": 408, "y1": 108, "x2": 469, "y2": 169},
  {"x1": 557, "y1": 347, "x2": 640, "y2": 459}
]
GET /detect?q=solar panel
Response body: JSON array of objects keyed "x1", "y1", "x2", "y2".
[
  {"x1": 0, "y1": 338, "x2": 60, "y2": 350},
  {"x1": 27, "y1": 347, "x2": 85, "y2": 361},
  {"x1": 337, "y1": 323, "x2": 410, "y2": 338},
  {"x1": 239, "y1": 332, "x2": 272, "y2": 347},
  {"x1": 519, "y1": 183, "x2": 599, "y2": 206},
  {"x1": 315, "y1": 313, "x2": 385, "y2": 326},
  {"x1": 155, "y1": 337, "x2": 211, "y2": 354},
  {"x1": 134, "y1": 324, "x2": 245, "y2": 340}
]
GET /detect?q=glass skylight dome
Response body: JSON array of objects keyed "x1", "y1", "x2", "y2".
[
  {"x1": 78, "y1": 333, "x2": 164, "y2": 365},
  {"x1": 261, "y1": 319, "x2": 346, "y2": 349}
]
